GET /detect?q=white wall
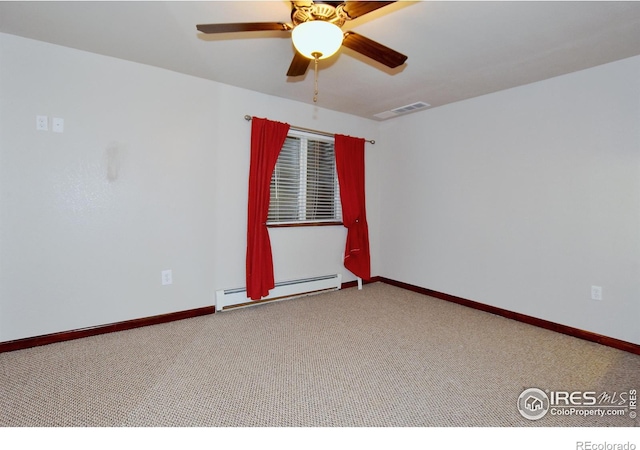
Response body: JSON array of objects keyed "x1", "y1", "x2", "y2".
[
  {"x1": 379, "y1": 56, "x2": 640, "y2": 345},
  {"x1": 3, "y1": 31, "x2": 637, "y2": 347},
  {"x1": 0, "y1": 33, "x2": 379, "y2": 342}
]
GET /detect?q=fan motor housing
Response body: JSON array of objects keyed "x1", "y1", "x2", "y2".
[{"x1": 291, "y1": 1, "x2": 347, "y2": 27}]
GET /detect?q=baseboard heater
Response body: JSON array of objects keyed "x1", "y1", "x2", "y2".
[{"x1": 215, "y1": 274, "x2": 342, "y2": 312}]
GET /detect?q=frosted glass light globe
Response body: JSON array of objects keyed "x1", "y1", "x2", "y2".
[{"x1": 292, "y1": 21, "x2": 343, "y2": 59}]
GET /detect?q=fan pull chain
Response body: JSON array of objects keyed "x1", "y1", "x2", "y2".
[{"x1": 313, "y1": 53, "x2": 320, "y2": 103}]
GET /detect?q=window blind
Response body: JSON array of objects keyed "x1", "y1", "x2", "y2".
[{"x1": 268, "y1": 132, "x2": 342, "y2": 224}]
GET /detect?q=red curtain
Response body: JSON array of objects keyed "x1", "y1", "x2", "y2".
[
  {"x1": 246, "y1": 117, "x2": 290, "y2": 300},
  {"x1": 334, "y1": 134, "x2": 371, "y2": 280}
]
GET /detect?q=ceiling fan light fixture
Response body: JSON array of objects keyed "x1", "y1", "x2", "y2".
[{"x1": 292, "y1": 20, "x2": 344, "y2": 60}]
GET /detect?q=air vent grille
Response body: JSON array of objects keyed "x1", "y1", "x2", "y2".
[
  {"x1": 374, "y1": 101, "x2": 431, "y2": 120},
  {"x1": 392, "y1": 101, "x2": 430, "y2": 114}
]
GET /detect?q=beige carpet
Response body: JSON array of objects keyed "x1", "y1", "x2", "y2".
[{"x1": 1, "y1": 282, "x2": 638, "y2": 427}]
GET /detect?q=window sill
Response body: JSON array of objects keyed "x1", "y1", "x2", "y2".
[{"x1": 267, "y1": 221, "x2": 343, "y2": 228}]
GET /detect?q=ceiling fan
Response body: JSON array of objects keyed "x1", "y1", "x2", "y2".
[{"x1": 196, "y1": 1, "x2": 408, "y2": 77}]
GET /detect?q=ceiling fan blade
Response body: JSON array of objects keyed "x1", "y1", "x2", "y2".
[
  {"x1": 341, "y1": 1, "x2": 396, "y2": 20},
  {"x1": 287, "y1": 51, "x2": 311, "y2": 77},
  {"x1": 196, "y1": 22, "x2": 291, "y2": 34},
  {"x1": 342, "y1": 32, "x2": 407, "y2": 68}
]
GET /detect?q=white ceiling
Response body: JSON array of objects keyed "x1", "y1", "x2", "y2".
[{"x1": 2, "y1": 1, "x2": 640, "y2": 120}]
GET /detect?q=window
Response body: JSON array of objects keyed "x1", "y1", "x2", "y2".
[{"x1": 267, "y1": 130, "x2": 342, "y2": 226}]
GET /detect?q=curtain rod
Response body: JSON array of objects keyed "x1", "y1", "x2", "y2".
[{"x1": 244, "y1": 115, "x2": 375, "y2": 144}]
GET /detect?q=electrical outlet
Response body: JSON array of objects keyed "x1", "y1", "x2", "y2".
[
  {"x1": 162, "y1": 269, "x2": 172, "y2": 286},
  {"x1": 591, "y1": 285, "x2": 602, "y2": 301},
  {"x1": 36, "y1": 115, "x2": 48, "y2": 131},
  {"x1": 52, "y1": 117, "x2": 64, "y2": 133}
]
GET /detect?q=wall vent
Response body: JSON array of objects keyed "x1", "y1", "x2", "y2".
[{"x1": 374, "y1": 101, "x2": 431, "y2": 120}]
